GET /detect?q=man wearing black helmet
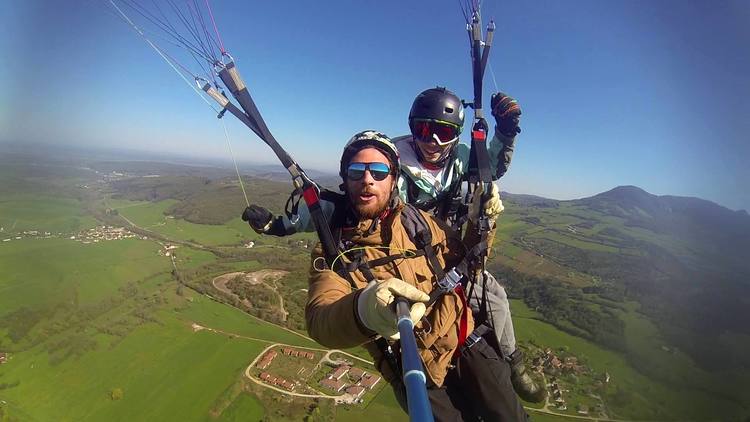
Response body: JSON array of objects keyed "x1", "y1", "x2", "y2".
[{"x1": 393, "y1": 87, "x2": 544, "y2": 403}]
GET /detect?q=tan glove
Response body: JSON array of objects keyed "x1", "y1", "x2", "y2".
[
  {"x1": 356, "y1": 278, "x2": 429, "y2": 340},
  {"x1": 469, "y1": 182, "x2": 504, "y2": 223}
]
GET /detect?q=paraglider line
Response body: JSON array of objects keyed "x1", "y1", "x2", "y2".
[
  {"x1": 108, "y1": 0, "x2": 219, "y2": 114},
  {"x1": 116, "y1": 0, "x2": 214, "y2": 63},
  {"x1": 185, "y1": 0, "x2": 220, "y2": 63},
  {"x1": 488, "y1": 64, "x2": 499, "y2": 94},
  {"x1": 204, "y1": 0, "x2": 225, "y2": 54},
  {"x1": 164, "y1": 0, "x2": 215, "y2": 61},
  {"x1": 190, "y1": 0, "x2": 222, "y2": 58},
  {"x1": 220, "y1": 119, "x2": 250, "y2": 207}
]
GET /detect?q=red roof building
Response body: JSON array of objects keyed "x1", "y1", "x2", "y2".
[
  {"x1": 320, "y1": 378, "x2": 346, "y2": 392},
  {"x1": 360, "y1": 373, "x2": 381, "y2": 389},
  {"x1": 346, "y1": 385, "x2": 366, "y2": 399},
  {"x1": 256, "y1": 350, "x2": 278, "y2": 370},
  {"x1": 349, "y1": 367, "x2": 365, "y2": 380},
  {"x1": 329, "y1": 365, "x2": 350, "y2": 380},
  {"x1": 281, "y1": 347, "x2": 314, "y2": 359}
]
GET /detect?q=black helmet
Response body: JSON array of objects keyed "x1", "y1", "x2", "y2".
[
  {"x1": 339, "y1": 130, "x2": 400, "y2": 181},
  {"x1": 408, "y1": 87, "x2": 465, "y2": 131}
]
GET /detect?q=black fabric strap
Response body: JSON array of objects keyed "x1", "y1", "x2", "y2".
[
  {"x1": 366, "y1": 250, "x2": 425, "y2": 268},
  {"x1": 375, "y1": 337, "x2": 402, "y2": 380},
  {"x1": 400, "y1": 204, "x2": 447, "y2": 281}
]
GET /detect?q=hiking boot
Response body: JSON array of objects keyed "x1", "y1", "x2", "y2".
[{"x1": 509, "y1": 350, "x2": 546, "y2": 403}]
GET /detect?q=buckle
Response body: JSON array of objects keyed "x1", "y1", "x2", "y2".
[
  {"x1": 465, "y1": 332, "x2": 482, "y2": 349},
  {"x1": 437, "y1": 268, "x2": 462, "y2": 293}
]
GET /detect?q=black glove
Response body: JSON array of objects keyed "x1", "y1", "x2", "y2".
[
  {"x1": 491, "y1": 92, "x2": 522, "y2": 137},
  {"x1": 242, "y1": 205, "x2": 273, "y2": 234}
]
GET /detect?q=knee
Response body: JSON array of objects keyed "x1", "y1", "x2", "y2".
[{"x1": 494, "y1": 282, "x2": 508, "y2": 302}]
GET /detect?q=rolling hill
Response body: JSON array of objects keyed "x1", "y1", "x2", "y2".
[{"x1": 2, "y1": 150, "x2": 748, "y2": 421}]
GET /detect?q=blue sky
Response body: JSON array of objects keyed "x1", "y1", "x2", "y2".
[{"x1": 2, "y1": 0, "x2": 749, "y2": 211}]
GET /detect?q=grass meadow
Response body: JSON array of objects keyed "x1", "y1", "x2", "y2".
[
  {"x1": 112, "y1": 199, "x2": 257, "y2": 247},
  {"x1": 0, "y1": 195, "x2": 98, "y2": 236},
  {"x1": 0, "y1": 238, "x2": 166, "y2": 315},
  {"x1": 0, "y1": 304, "x2": 269, "y2": 421},
  {"x1": 0, "y1": 201, "x2": 320, "y2": 421},
  {"x1": 0, "y1": 231, "x2": 306, "y2": 421},
  {"x1": 216, "y1": 392, "x2": 265, "y2": 421}
]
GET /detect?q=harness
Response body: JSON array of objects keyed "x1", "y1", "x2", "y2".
[
  {"x1": 401, "y1": 146, "x2": 469, "y2": 234},
  {"x1": 323, "y1": 202, "x2": 468, "y2": 376}
]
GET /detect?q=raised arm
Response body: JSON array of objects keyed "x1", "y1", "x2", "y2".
[
  {"x1": 487, "y1": 92, "x2": 522, "y2": 180},
  {"x1": 241, "y1": 197, "x2": 336, "y2": 236}
]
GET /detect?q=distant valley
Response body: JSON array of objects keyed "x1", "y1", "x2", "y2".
[{"x1": 0, "y1": 149, "x2": 748, "y2": 421}]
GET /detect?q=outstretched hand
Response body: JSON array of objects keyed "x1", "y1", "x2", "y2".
[
  {"x1": 491, "y1": 92, "x2": 522, "y2": 137},
  {"x1": 242, "y1": 205, "x2": 273, "y2": 234}
]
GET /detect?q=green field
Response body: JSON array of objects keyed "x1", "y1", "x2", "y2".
[
  {"x1": 0, "y1": 195, "x2": 98, "y2": 236},
  {"x1": 0, "y1": 316, "x2": 266, "y2": 421},
  {"x1": 217, "y1": 392, "x2": 265, "y2": 421},
  {"x1": 0, "y1": 210, "x2": 324, "y2": 421},
  {"x1": 0, "y1": 238, "x2": 167, "y2": 315},
  {"x1": 0, "y1": 230, "x2": 313, "y2": 421},
  {"x1": 112, "y1": 199, "x2": 257, "y2": 247}
]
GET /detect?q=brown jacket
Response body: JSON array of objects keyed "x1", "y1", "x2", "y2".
[{"x1": 305, "y1": 203, "x2": 486, "y2": 387}]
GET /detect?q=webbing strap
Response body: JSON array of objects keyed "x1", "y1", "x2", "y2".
[
  {"x1": 401, "y1": 204, "x2": 447, "y2": 282},
  {"x1": 366, "y1": 250, "x2": 425, "y2": 268}
]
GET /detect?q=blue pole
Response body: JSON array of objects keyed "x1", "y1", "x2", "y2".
[{"x1": 395, "y1": 297, "x2": 435, "y2": 422}]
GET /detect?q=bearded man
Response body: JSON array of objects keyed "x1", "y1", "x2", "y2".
[{"x1": 305, "y1": 131, "x2": 527, "y2": 421}]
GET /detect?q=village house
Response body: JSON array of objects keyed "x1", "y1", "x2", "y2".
[
  {"x1": 359, "y1": 373, "x2": 381, "y2": 390},
  {"x1": 349, "y1": 367, "x2": 365, "y2": 381},
  {"x1": 256, "y1": 350, "x2": 278, "y2": 370},
  {"x1": 259, "y1": 371, "x2": 295, "y2": 391},
  {"x1": 346, "y1": 385, "x2": 366, "y2": 399},
  {"x1": 277, "y1": 379, "x2": 295, "y2": 391},
  {"x1": 281, "y1": 347, "x2": 314, "y2": 359},
  {"x1": 320, "y1": 378, "x2": 346, "y2": 393},
  {"x1": 329, "y1": 365, "x2": 350, "y2": 381}
]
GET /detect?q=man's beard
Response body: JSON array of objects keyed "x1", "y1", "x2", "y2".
[{"x1": 349, "y1": 190, "x2": 391, "y2": 219}]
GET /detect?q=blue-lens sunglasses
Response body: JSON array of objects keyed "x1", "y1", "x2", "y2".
[{"x1": 346, "y1": 162, "x2": 391, "y2": 181}]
